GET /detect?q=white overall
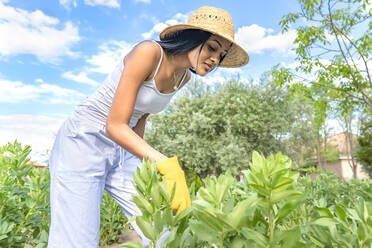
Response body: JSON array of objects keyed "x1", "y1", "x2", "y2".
[{"x1": 48, "y1": 41, "x2": 187, "y2": 248}]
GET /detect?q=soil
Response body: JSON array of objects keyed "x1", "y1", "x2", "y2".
[{"x1": 100, "y1": 229, "x2": 142, "y2": 248}]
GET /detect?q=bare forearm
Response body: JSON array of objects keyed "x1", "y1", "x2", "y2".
[{"x1": 106, "y1": 123, "x2": 167, "y2": 163}]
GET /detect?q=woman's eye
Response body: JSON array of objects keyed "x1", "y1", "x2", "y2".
[{"x1": 208, "y1": 45, "x2": 216, "y2": 52}]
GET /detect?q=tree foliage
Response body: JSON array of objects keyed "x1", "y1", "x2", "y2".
[
  {"x1": 356, "y1": 117, "x2": 372, "y2": 176},
  {"x1": 145, "y1": 79, "x2": 314, "y2": 176},
  {"x1": 273, "y1": 0, "x2": 372, "y2": 112}
]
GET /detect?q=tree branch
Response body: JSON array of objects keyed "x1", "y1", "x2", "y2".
[
  {"x1": 291, "y1": 72, "x2": 368, "y2": 103},
  {"x1": 327, "y1": 0, "x2": 372, "y2": 106}
]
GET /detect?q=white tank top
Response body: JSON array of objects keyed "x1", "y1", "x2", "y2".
[{"x1": 75, "y1": 41, "x2": 187, "y2": 127}]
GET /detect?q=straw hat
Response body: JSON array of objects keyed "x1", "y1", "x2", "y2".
[{"x1": 160, "y1": 6, "x2": 249, "y2": 68}]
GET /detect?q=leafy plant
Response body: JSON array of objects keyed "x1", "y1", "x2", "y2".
[
  {"x1": 127, "y1": 151, "x2": 372, "y2": 247},
  {"x1": 100, "y1": 191, "x2": 129, "y2": 246},
  {"x1": 125, "y1": 152, "x2": 312, "y2": 247},
  {"x1": 0, "y1": 141, "x2": 132, "y2": 247},
  {"x1": 122, "y1": 159, "x2": 192, "y2": 248},
  {"x1": 0, "y1": 141, "x2": 50, "y2": 248}
]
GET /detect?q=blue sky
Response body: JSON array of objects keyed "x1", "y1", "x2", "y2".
[{"x1": 0, "y1": 0, "x2": 304, "y2": 162}]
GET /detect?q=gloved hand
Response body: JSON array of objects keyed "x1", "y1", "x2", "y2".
[{"x1": 156, "y1": 156, "x2": 191, "y2": 215}]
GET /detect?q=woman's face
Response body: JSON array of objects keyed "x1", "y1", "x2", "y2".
[{"x1": 189, "y1": 35, "x2": 231, "y2": 76}]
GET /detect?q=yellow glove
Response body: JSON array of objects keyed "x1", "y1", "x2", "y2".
[{"x1": 156, "y1": 156, "x2": 191, "y2": 215}]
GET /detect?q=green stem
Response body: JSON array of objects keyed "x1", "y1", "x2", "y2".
[
  {"x1": 269, "y1": 208, "x2": 274, "y2": 240},
  {"x1": 267, "y1": 196, "x2": 275, "y2": 242},
  {"x1": 219, "y1": 232, "x2": 224, "y2": 248}
]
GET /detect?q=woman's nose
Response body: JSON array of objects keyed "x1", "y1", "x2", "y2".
[{"x1": 210, "y1": 54, "x2": 218, "y2": 64}]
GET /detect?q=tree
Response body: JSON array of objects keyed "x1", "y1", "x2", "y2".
[
  {"x1": 145, "y1": 75, "x2": 322, "y2": 175},
  {"x1": 145, "y1": 78, "x2": 315, "y2": 177},
  {"x1": 356, "y1": 117, "x2": 372, "y2": 176},
  {"x1": 337, "y1": 107, "x2": 360, "y2": 178},
  {"x1": 273, "y1": 0, "x2": 371, "y2": 112}
]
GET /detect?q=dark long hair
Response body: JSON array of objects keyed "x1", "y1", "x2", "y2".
[{"x1": 157, "y1": 29, "x2": 216, "y2": 74}]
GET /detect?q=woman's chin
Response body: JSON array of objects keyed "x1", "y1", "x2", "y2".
[{"x1": 196, "y1": 70, "x2": 209, "y2": 76}]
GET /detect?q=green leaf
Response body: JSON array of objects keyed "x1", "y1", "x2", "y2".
[
  {"x1": 270, "y1": 190, "x2": 302, "y2": 203},
  {"x1": 153, "y1": 210, "x2": 163, "y2": 238},
  {"x1": 275, "y1": 200, "x2": 301, "y2": 223},
  {"x1": 274, "y1": 227, "x2": 301, "y2": 247},
  {"x1": 158, "y1": 181, "x2": 170, "y2": 204},
  {"x1": 39, "y1": 230, "x2": 49, "y2": 243},
  {"x1": 231, "y1": 237, "x2": 248, "y2": 248},
  {"x1": 199, "y1": 188, "x2": 215, "y2": 204},
  {"x1": 121, "y1": 241, "x2": 144, "y2": 248},
  {"x1": 227, "y1": 197, "x2": 258, "y2": 229},
  {"x1": 315, "y1": 207, "x2": 334, "y2": 218},
  {"x1": 215, "y1": 171, "x2": 234, "y2": 205},
  {"x1": 131, "y1": 195, "x2": 153, "y2": 216},
  {"x1": 174, "y1": 207, "x2": 192, "y2": 223},
  {"x1": 251, "y1": 151, "x2": 265, "y2": 174},
  {"x1": 240, "y1": 227, "x2": 268, "y2": 247},
  {"x1": 163, "y1": 207, "x2": 173, "y2": 226},
  {"x1": 150, "y1": 183, "x2": 162, "y2": 208},
  {"x1": 136, "y1": 216, "x2": 155, "y2": 241},
  {"x1": 334, "y1": 205, "x2": 347, "y2": 223},
  {"x1": 189, "y1": 220, "x2": 219, "y2": 244},
  {"x1": 312, "y1": 217, "x2": 338, "y2": 227},
  {"x1": 132, "y1": 171, "x2": 146, "y2": 194}
]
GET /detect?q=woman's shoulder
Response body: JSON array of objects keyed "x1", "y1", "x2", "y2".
[
  {"x1": 130, "y1": 40, "x2": 162, "y2": 59},
  {"x1": 123, "y1": 40, "x2": 162, "y2": 79}
]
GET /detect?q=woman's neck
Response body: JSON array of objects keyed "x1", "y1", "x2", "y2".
[{"x1": 163, "y1": 52, "x2": 191, "y2": 75}]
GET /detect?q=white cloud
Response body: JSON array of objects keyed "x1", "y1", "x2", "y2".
[
  {"x1": 0, "y1": 2, "x2": 80, "y2": 61},
  {"x1": 59, "y1": 0, "x2": 77, "y2": 9},
  {"x1": 0, "y1": 78, "x2": 86, "y2": 104},
  {"x1": 280, "y1": 61, "x2": 300, "y2": 70},
  {"x1": 135, "y1": 0, "x2": 151, "y2": 3},
  {"x1": 141, "y1": 12, "x2": 189, "y2": 39},
  {"x1": 62, "y1": 71, "x2": 100, "y2": 86},
  {"x1": 235, "y1": 24, "x2": 297, "y2": 54},
  {"x1": 87, "y1": 40, "x2": 134, "y2": 74},
  {"x1": 0, "y1": 115, "x2": 65, "y2": 165},
  {"x1": 35, "y1": 78, "x2": 44, "y2": 83},
  {"x1": 84, "y1": 0, "x2": 120, "y2": 8},
  {"x1": 142, "y1": 23, "x2": 168, "y2": 39}
]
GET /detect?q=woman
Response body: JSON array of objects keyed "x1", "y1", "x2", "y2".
[{"x1": 47, "y1": 6, "x2": 249, "y2": 248}]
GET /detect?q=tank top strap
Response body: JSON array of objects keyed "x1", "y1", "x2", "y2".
[{"x1": 150, "y1": 40, "x2": 163, "y2": 80}]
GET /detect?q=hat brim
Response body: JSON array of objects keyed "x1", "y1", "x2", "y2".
[{"x1": 160, "y1": 24, "x2": 249, "y2": 68}]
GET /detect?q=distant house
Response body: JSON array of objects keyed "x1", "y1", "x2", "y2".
[{"x1": 315, "y1": 132, "x2": 369, "y2": 180}]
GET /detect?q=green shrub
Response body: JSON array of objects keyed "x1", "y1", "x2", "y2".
[
  {"x1": 125, "y1": 152, "x2": 372, "y2": 248},
  {"x1": 0, "y1": 141, "x2": 50, "y2": 248},
  {"x1": 0, "y1": 141, "x2": 129, "y2": 247}
]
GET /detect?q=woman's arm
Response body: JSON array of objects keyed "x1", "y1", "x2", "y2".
[{"x1": 106, "y1": 41, "x2": 167, "y2": 163}]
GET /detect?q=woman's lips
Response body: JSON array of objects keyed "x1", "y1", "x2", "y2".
[{"x1": 204, "y1": 63, "x2": 212, "y2": 71}]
